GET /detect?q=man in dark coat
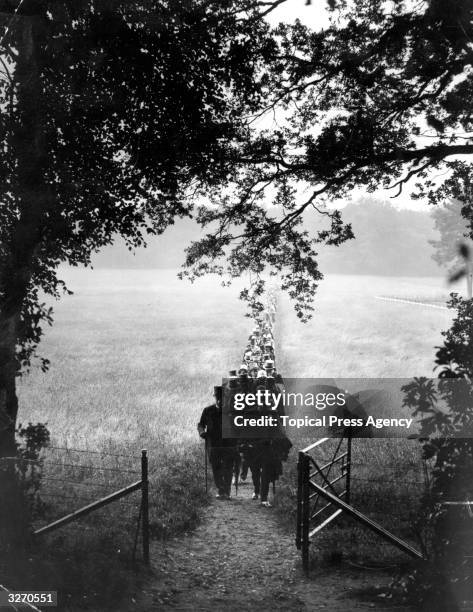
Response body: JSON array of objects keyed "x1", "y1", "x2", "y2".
[
  {"x1": 242, "y1": 436, "x2": 292, "y2": 507},
  {"x1": 197, "y1": 386, "x2": 238, "y2": 500}
]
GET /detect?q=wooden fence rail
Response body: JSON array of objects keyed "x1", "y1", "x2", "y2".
[
  {"x1": 32, "y1": 449, "x2": 150, "y2": 565},
  {"x1": 309, "y1": 480, "x2": 424, "y2": 560},
  {"x1": 33, "y1": 480, "x2": 142, "y2": 536}
]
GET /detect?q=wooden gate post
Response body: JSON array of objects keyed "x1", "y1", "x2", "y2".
[
  {"x1": 301, "y1": 453, "x2": 310, "y2": 572},
  {"x1": 141, "y1": 449, "x2": 150, "y2": 565},
  {"x1": 345, "y1": 434, "x2": 352, "y2": 505},
  {"x1": 296, "y1": 451, "x2": 303, "y2": 550}
]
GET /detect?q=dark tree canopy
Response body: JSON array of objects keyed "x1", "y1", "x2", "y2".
[
  {"x1": 0, "y1": 0, "x2": 279, "y2": 373},
  {"x1": 0, "y1": 0, "x2": 296, "y2": 453},
  {"x1": 183, "y1": 0, "x2": 473, "y2": 311},
  {"x1": 266, "y1": 0, "x2": 473, "y2": 200},
  {"x1": 1, "y1": 0, "x2": 473, "y2": 452}
]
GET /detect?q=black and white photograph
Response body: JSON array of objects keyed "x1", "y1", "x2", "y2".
[{"x1": 1, "y1": 0, "x2": 473, "y2": 610}]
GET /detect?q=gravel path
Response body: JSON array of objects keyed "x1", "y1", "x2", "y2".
[{"x1": 122, "y1": 484, "x2": 412, "y2": 612}]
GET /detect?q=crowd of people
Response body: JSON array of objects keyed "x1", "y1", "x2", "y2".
[{"x1": 197, "y1": 294, "x2": 292, "y2": 507}]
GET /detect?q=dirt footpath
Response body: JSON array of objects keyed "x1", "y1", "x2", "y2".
[{"x1": 124, "y1": 484, "x2": 413, "y2": 612}]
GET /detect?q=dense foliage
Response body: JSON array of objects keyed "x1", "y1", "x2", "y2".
[
  {"x1": 0, "y1": 0, "x2": 280, "y2": 373},
  {"x1": 402, "y1": 295, "x2": 473, "y2": 610},
  {"x1": 183, "y1": 0, "x2": 473, "y2": 318},
  {"x1": 5, "y1": 0, "x2": 472, "y2": 379},
  {"x1": 0, "y1": 0, "x2": 309, "y2": 454}
]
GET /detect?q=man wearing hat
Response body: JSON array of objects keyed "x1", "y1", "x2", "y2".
[
  {"x1": 264, "y1": 359, "x2": 275, "y2": 374},
  {"x1": 197, "y1": 386, "x2": 237, "y2": 500},
  {"x1": 264, "y1": 343, "x2": 275, "y2": 360},
  {"x1": 238, "y1": 364, "x2": 252, "y2": 391},
  {"x1": 249, "y1": 363, "x2": 259, "y2": 378}
]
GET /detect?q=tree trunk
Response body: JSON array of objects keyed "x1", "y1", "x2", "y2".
[
  {"x1": 0, "y1": 313, "x2": 19, "y2": 457},
  {"x1": 0, "y1": 5, "x2": 47, "y2": 456},
  {"x1": 0, "y1": 311, "x2": 26, "y2": 551}
]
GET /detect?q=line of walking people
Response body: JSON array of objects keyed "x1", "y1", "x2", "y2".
[{"x1": 197, "y1": 294, "x2": 292, "y2": 506}]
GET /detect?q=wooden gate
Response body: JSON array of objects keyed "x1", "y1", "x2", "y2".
[
  {"x1": 296, "y1": 437, "x2": 424, "y2": 572},
  {"x1": 296, "y1": 437, "x2": 352, "y2": 570}
]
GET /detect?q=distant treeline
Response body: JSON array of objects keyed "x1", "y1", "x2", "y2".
[
  {"x1": 316, "y1": 198, "x2": 441, "y2": 277},
  {"x1": 92, "y1": 198, "x2": 442, "y2": 277}
]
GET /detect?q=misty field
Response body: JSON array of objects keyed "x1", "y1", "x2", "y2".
[
  {"x1": 12, "y1": 269, "x2": 458, "y2": 606},
  {"x1": 18, "y1": 270, "x2": 455, "y2": 442},
  {"x1": 18, "y1": 268, "x2": 253, "y2": 448},
  {"x1": 277, "y1": 274, "x2": 454, "y2": 378}
]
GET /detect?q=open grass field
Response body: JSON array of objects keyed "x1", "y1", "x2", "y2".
[
  {"x1": 276, "y1": 274, "x2": 454, "y2": 378},
  {"x1": 18, "y1": 268, "x2": 252, "y2": 448},
  {"x1": 12, "y1": 269, "x2": 458, "y2": 608},
  {"x1": 18, "y1": 271, "x2": 455, "y2": 442}
]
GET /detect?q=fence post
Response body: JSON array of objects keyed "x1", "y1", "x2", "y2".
[
  {"x1": 141, "y1": 449, "x2": 150, "y2": 565},
  {"x1": 301, "y1": 453, "x2": 310, "y2": 572},
  {"x1": 345, "y1": 434, "x2": 352, "y2": 505},
  {"x1": 205, "y1": 437, "x2": 208, "y2": 494},
  {"x1": 296, "y1": 451, "x2": 303, "y2": 550}
]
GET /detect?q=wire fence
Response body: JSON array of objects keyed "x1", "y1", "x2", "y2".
[
  {"x1": 47, "y1": 445, "x2": 141, "y2": 459},
  {"x1": 0, "y1": 444, "x2": 149, "y2": 564}
]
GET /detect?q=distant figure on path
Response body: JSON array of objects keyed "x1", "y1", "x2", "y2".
[{"x1": 198, "y1": 386, "x2": 237, "y2": 500}]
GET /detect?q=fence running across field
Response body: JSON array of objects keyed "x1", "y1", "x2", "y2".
[
  {"x1": 1, "y1": 445, "x2": 150, "y2": 565},
  {"x1": 375, "y1": 295, "x2": 449, "y2": 310}
]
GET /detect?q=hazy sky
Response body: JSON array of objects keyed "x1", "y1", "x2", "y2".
[
  {"x1": 267, "y1": 0, "x2": 331, "y2": 29},
  {"x1": 264, "y1": 0, "x2": 432, "y2": 211}
]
